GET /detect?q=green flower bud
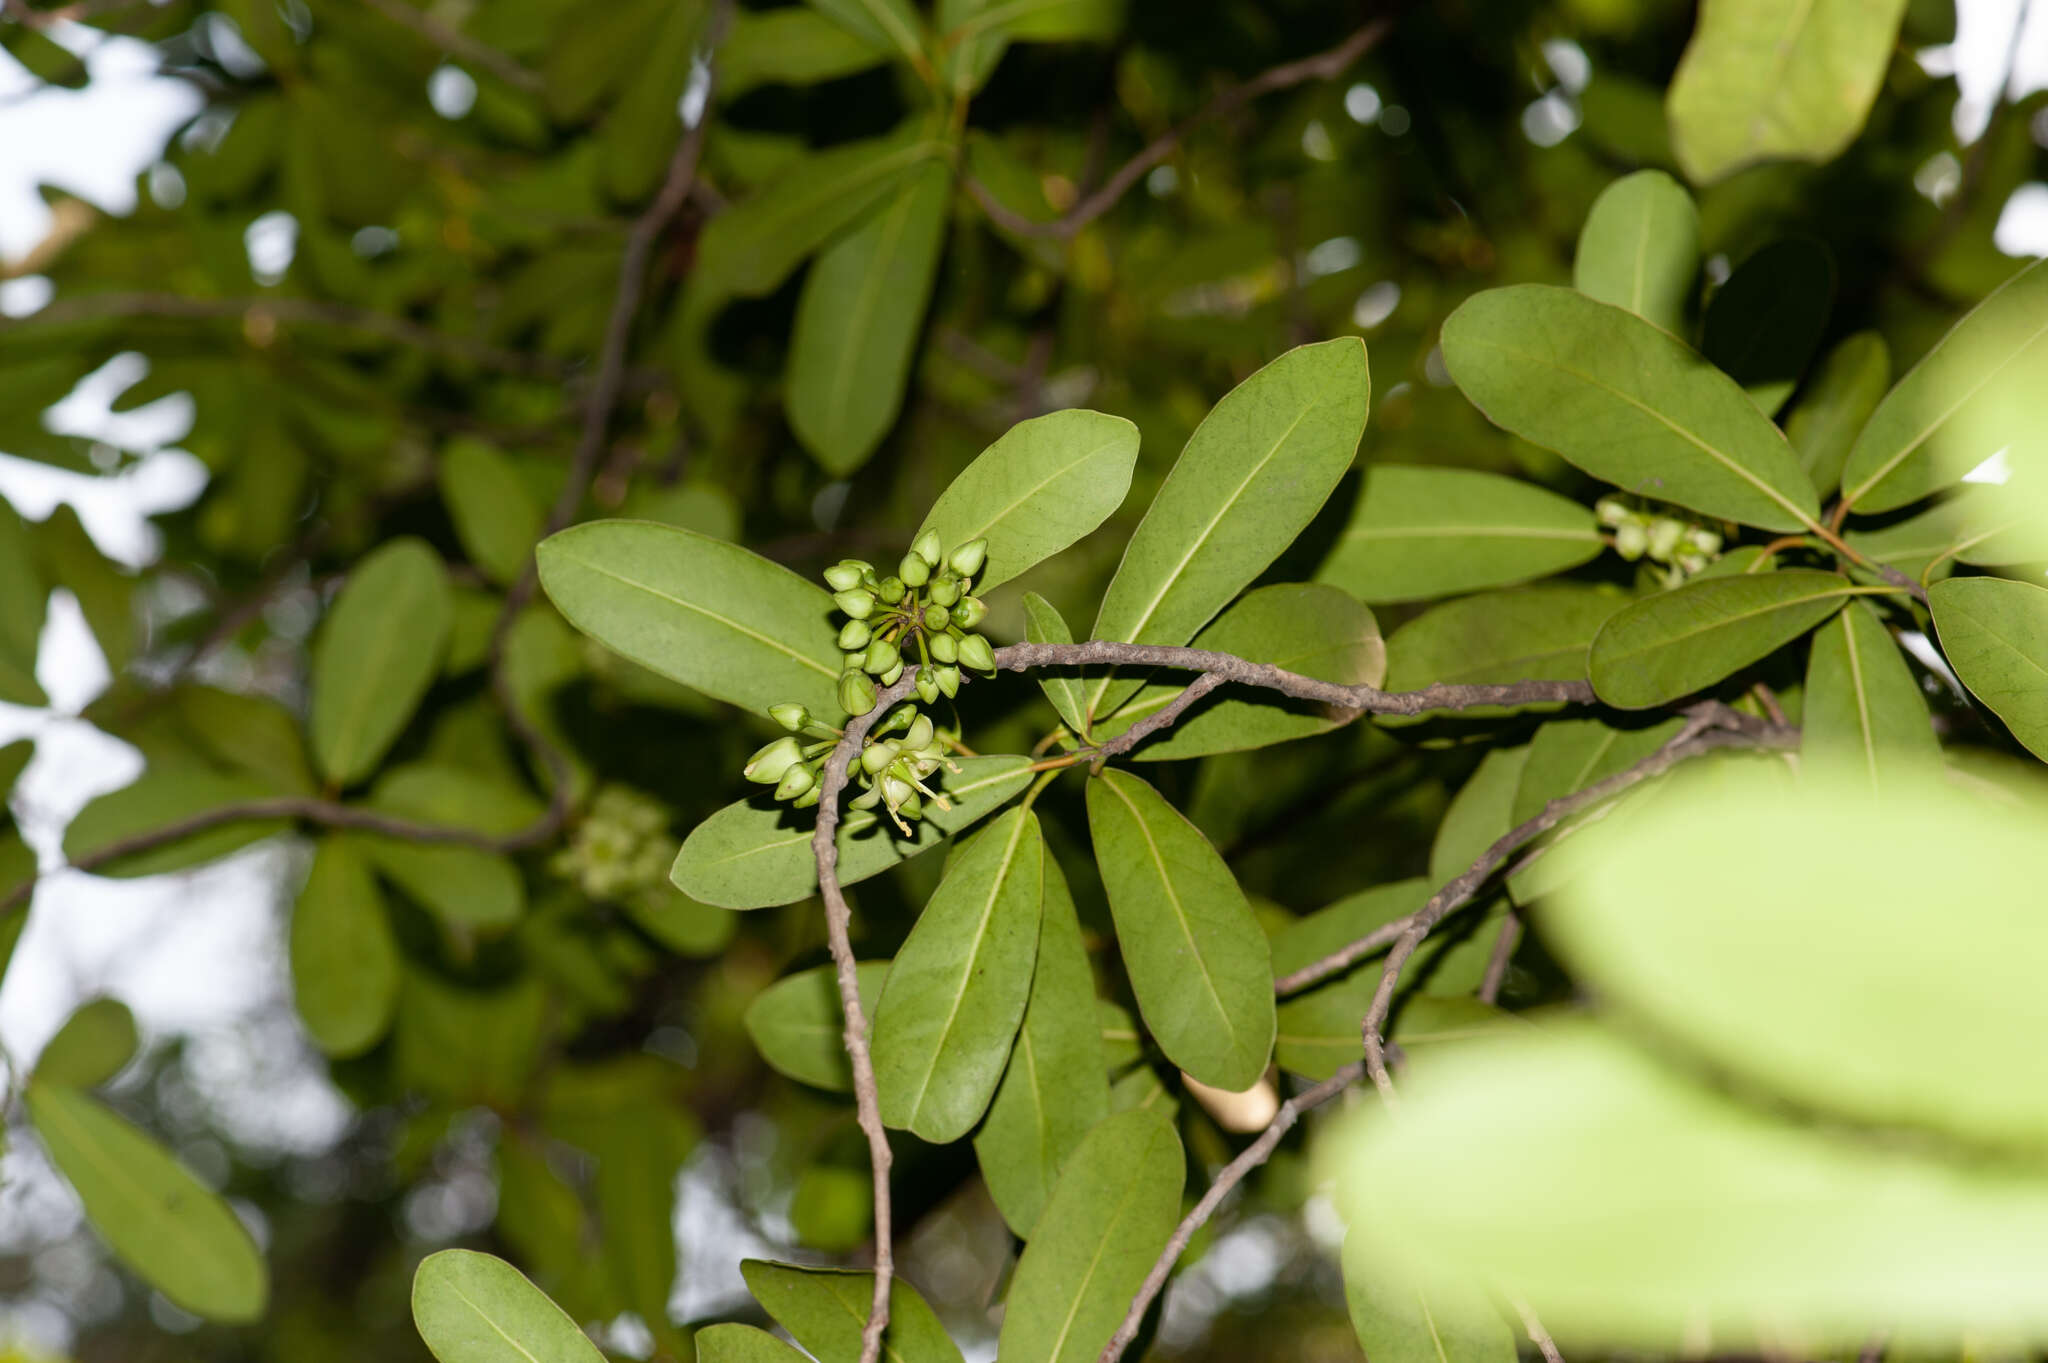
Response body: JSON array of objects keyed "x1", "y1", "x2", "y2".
[
  {"x1": 956, "y1": 632, "x2": 996, "y2": 674},
  {"x1": 929, "y1": 630, "x2": 958, "y2": 664},
  {"x1": 922, "y1": 604, "x2": 950, "y2": 633},
  {"x1": 881, "y1": 773, "x2": 915, "y2": 808},
  {"x1": 838, "y1": 619, "x2": 872, "y2": 651},
  {"x1": 935, "y1": 664, "x2": 960, "y2": 698},
  {"x1": 927, "y1": 576, "x2": 960, "y2": 608},
  {"x1": 849, "y1": 782, "x2": 882, "y2": 810},
  {"x1": 775, "y1": 763, "x2": 817, "y2": 800},
  {"x1": 915, "y1": 670, "x2": 940, "y2": 705},
  {"x1": 880, "y1": 659, "x2": 904, "y2": 686},
  {"x1": 912, "y1": 529, "x2": 943, "y2": 566},
  {"x1": 864, "y1": 636, "x2": 901, "y2": 676},
  {"x1": 769, "y1": 702, "x2": 811, "y2": 732},
  {"x1": 948, "y1": 538, "x2": 988, "y2": 578},
  {"x1": 791, "y1": 785, "x2": 822, "y2": 810},
  {"x1": 1594, "y1": 496, "x2": 1630, "y2": 528},
  {"x1": 1647, "y1": 517, "x2": 1685, "y2": 561},
  {"x1": 895, "y1": 790, "x2": 923, "y2": 821},
  {"x1": 839, "y1": 670, "x2": 878, "y2": 716},
  {"x1": 1614, "y1": 521, "x2": 1649, "y2": 561},
  {"x1": 861, "y1": 739, "x2": 899, "y2": 775},
  {"x1": 1687, "y1": 526, "x2": 1723, "y2": 556},
  {"x1": 1676, "y1": 551, "x2": 1709, "y2": 575},
  {"x1": 952, "y1": 596, "x2": 988, "y2": 629},
  {"x1": 877, "y1": 576, "x2": 906, "y2": 605},
  {"x1": 877, "y1": 704, "x2": 917, "y2": 734},
  {"x1": 833, "y1": 588, "x2": 876, "y2": 620},
  {"x1": 823, "y1": 561, "x2": 868, "y2": 592},
  {"x1": 904, "y1": 714, "x2": 934, "y2": 751},
  {"x1": 899, "y1": 552, "x2": 930, "y2": 588},
  {"x1": 744, "y1": 736, "x2": 803, "y2": 784}
]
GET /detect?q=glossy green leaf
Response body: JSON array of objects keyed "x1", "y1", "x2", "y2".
[
  {"x1": 699, "y1": 1325, "x2": 812, "y2": 1363},
  {"x1": 1588, "y1": 570, "x2": 1863, "y2": 709},
  {"x1": 1342, "y1": 1229, "x2": 1516, "y2": 1363},
  {"x1": 1100, "y1": 583, "x2": 1383, "y2": 760},
  {"x1": 788, "y1": 160, "x2": 951, "y2": 474},
  {"x1": 310, "y1": 537, "x2": 452, "y2": 787},
  {"x1": 1666, "y1": 0, "x2": 1910, "y2": 183},
  {"x1": 1802, "y1": 600, "x2": 1938, "y2": 786},
  {"x1": 1701, "y1": 238, "x2": 1835, "y2": 415},
  {"x1": 538, "y1": 521, "x2": 842, "y2": 719},
  {"x1": 916, "y1": 409, "x2": 1141, "y2": 592},
  {"x1": 1084, "y1": 339, "x2": 1370, "y2": 724},
  {"x1": 873, "y1": 808, "x2": 1043, "y2": 1141},
  {"x1": 1429, "y1": 745, "x2": 1530, "y2": 885},
  {"x1": 1085, "y1": 768, "x2": 1274, "y2": 1090},
  {"x1": 62, "y1": 762, "x2": 288, "y2": 877},
  {"x1": 1024, "y1": 592, "x2": 1091, "y2": 736},
  {"x1": 438, "y1": 438, "x2": 544, "y2": 588},
  {"x1": 0, "y1": 496, "x2": 46, "y2": 707},
  {"x1": 1327, "y1": 1020, "x2": 2048, "y2": 1352},
  {"x1": 804, "y1": 0, "x2": 927, "y2": 66},
  {"x1": 35, "y1": 997, "x2": 138, "y2": 1089},
  {"x1": 720, "y1": 7, "x2": 890, "y2": 98},
  {"x1": 1441, "y1": 285, "x2": 1819, "y2": 532},
  {"x1": 411, "y1": 1249, "x2": 606, "y2": 1363},
  {"x1": 741, "y1": 1260, "x2": 965, "y2": 1363},
  {"x1": 693, "y1": 128, "x2": 947, "y2": 297},
  {"x1": 1571, "y1": 170, "x2": 1699, "y2": 333},
  {"x1": 1785, "y1": 331, "x2": 1889, "y2": 500},
  {"x1": 673, "y1": 755, "x2": 1033, "y2": 909},
  {"x1": 27, "y1": 1080, "x2": 268, "y2": 1322},
  {"x1": 1316, "y1": 466, "x2": 1603, "y2": 605},
  {"x1": 743, "y1": 960, "x2": 890, "y2": 1092},
  {"x1": 974, "y1": 849, "x2": 1109, "y2": 1237},
  {"x1": 290, "y1": 836, "x2": 400, "y2": 1058},
  {"x1": 1511, "y1": 716, "x2": 1687, "y2": 827},
  {"x1": 1841, "y1": 256, "x2": 2048, "y2": 512},
  {"x1": 997, "y1": 1107, "x2": 1184, "y2": 1363},
  {"x1": 1382, "y1": 585, "x2": 1624, "y2": 713},
  {"x1": 1930, "y1": 575, "x2": 2048, "y2": 761}
]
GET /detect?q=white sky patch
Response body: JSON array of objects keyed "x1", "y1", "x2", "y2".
[
  {"x1": 1994, "y1": 183, "x2": 2048, "y2": 254},
  {"x1": 243, "y1": 209, "x2": 298, "y2": 285},
  {"x1": 427, "y1": 63, "x2": 477, "y2": 119}
]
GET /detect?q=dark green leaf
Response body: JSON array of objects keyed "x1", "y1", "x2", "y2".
[
  {"x1": 62, "y1": 763, "x2": 288, "y2": 877},
  {"x1": 35, "y1": 997, "x2": 138, "y2": 1089},
  {"x1": 1511, "y1": 716, "x2": 1687, "y2": 827},
  {"x1": 740, "y1": 1260, "x2": 965, "y2": 1363},
  {"x1": 1589, "y1": 569, "x2": 1865, "y2": 709},
  {"x1": 439, "y1": 438, "x2": 545, "y2": 588},
  {"x1": 804, "y1": 0, "x2": 927, "y2": 67},
  {"x1": 290, "y1": 836, "x2": 400, "y2": 1058},
  {"x1": 743, "y1": 960, "x2": 890, "y2": 1092},
  {"x1": 1571, "y1": 170, "x2": 1699, "y2": 333},
  {"x1": 1803, "y1": 600, "x2": 1938, "y2": 786},
  {"x1": 1429, "y1": 745, "x2": 1529, "y2": 885},
  {"x1": 311, "y1": 537, "x2": 452, "y2": 787},
  {"x1": 1382, "y1": 585, "x2": 1624, "y2": 714},
  {"x1": 1785, "y1": 331, "x2": 1889, "y2": 500},
  {"x1": 1701, "y1": 238, "x2": 1835, "y2": 415},
  {"x1": 720, "y1": 7, "x2": 891, "y2": 98},
  {"x1": 1929, "y1": 575, "x2": 2048, "y2": 761},
  {"x1": 1024, "y1": 592, "x2": 1091, "y2": 736},
  {"x1": 699, "y1": 1325, "x2": 812, "y2": 1363},
  {"x1": 0, "y1": 496, "x2": 46, "y2": 707}
]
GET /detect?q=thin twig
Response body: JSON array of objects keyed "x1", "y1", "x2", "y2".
[
  {"x1": 964, "y1": 16, "x2": 1393, "y2": 241},
  {"x1": 1097, "y1": 1063, "x2": 1364, "y2": 1363},
  {"x1": 1511, "y1": 1298, "x2": 1566, "y2": 1363},
  {"x1": 355, "y1": 0, "x2": 544, "y2": 93},
  {"x1": 1476, "y1": 912, "x2": 1521, "y2": 1005},
  {"x1": 811, "y1": 670, "x2": 922, "y2": 1363},
  {"x1": 1089, "y1": 672, "x2": 1226, "y2": 767}
]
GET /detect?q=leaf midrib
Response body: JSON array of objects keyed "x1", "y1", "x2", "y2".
[
  {"x1": 560, "y1": 552, "x2": 837, "y2": 680},
  {"x1": 1345, "y1": 523, "x2": 1600, "y2": 543},
  {"x1": 934, "y1": 431, "x2": 1130, "y2": 566},
  {"x1": 446, "y1": 1280, "x2": 549, "y2": 1363},
  {"x1": 819, "y1": 179, "x2": 927, "y2": 437},
  {"x1": 1604, "y1": 581, "x2": 1859, "y2": 665}
]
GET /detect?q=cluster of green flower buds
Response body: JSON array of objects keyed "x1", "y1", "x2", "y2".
[
  {"x1": 824, "y1": 531, "x2": 996, "y2": 715},
  {"x1": 1597, "y1": 495, "x2": 1724, "y2": 581},
  {"x1": 549, "y1": 785, "x2": 677, "y2": 900},
  {"x1": 743, "y1": 700, "x2": 959, "y2": 835}
]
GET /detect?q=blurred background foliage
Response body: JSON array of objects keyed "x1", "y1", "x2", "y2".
[{"x1": 0, "y1": 0, "x2": 2035, "y2": 1357}]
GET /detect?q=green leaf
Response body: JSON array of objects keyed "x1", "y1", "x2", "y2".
[
  {"x1": 310, "y1": 537, "x2": 453, "y2": 787},
  {"x1": 1571, "y1": 170, "x2": 1700, "y2": 334},
  {"x1": 170, "y1": 686, "x2": 315, "y2": 796},
  {"x1": 1085, "y1": 768, "x2": 1274, "y2": 1090},
  {"x1": 1342, "y1": 1230, "x2": 1516, "y2": 1363},
  {"x1": 804, "y1": 0, "x2": 928, "y2": 67},
  {"x1": 0, "y1": 736, "x2": 29, "y2": 801},
  {"x1": 538, "y1": 521, "x2": 842, "y2": 719},
  {"x1": 743, "y1": 960, "x2": 890, "y2": 1092},
  {"x1": 1930, "y1": 575, "x2": 2048, "y2": 762},
  {"x1": 693, "y1": 128, "x2": 948, "y2": 297},
  {"x1": 1326, "y1": 1020, "x2": 2048, "y2": 1352},
  {"x1": 1840, "y1": 256, "x2": 2048, "y2": 512},
  {"x1": 997, "y1": 1108, "x2": 1184, "y2": 1363},
  {"x1": 1083, "y1": 339, "x2": 1371, "y2": 725},
  {"x1": 873, "y1": 808, "x2": 1043, "y2": 1141},
  {"x1": 1802, "y1": 600, "x2": 1938, "y2": 786},
  {"x1": 1511, "y1": 716, "x2": 1687, "y2": 827},
  {"x1": 1024, "y1": 592, "x2": 1091, "y2": 736},
  {"x1": 1441, "y1": 285, "x2": 1819, "y2": 532},
  {"x1": 35, "y1": 997, "x2": 138, "y2": 1089},
  {"x1": 1382, "y1": 585, "x2": 1624, "y2": 714},
  {"x1": 290, "y1": 836, "x2": 400, "y2": 1058},
  {"x1": 1429, "y1": 746, "x2": 1530, "y2": 885},
  {"x1": 673, "y1": 755, "x2": 1033, "y2": 909},
  {"x1": 0, "y1": 496, "x2": 46, "y2": 707},
  {"x1": 62, "y1": 762, "x2": 288, "y2": 877},
  {"x1": 1588, "y1": 570, "x2": 1865, "y2": 709},
  {"x1": 1315, "y1": 466, "x2": 1604, "y2": 605},
  {"x1": 788, "y1": 160, "x2": 952, "y2": 474},
  {"x1": 27, "y1": 1080, "x2": 268, "y2": 1323},
  {"x1": 367, "y1": 762, "x2": 547, "y2": 837},
  {"x1": 411, "y1": 1249, "x2": 606, "y2": 1363},
  {"x1": 438, "y1": 438, "x2": 545, "y2": 588},
  {"x1": 740, "y1": 1260, "x2": 965, "y2": 1363},
  {"x1": 1097, "y1": 584, "x2": 1383, "y2": 760},
  {"x1": 1844, "y1": 483, "x2": 2048, "y2": 580},
  {"x1": 357, "y1": 834, "x2": 524, "y2": 931},
  {"x1": 36, "y1": 505, "x2": 133, "y2": 674},
  {"x1": 916, "y1": 409, "x2": 1142, "y2": 592},
  {"x1": 974, "y1": 849, "x2": 1111, "y2": 1237},
  {"x1": 1701, "y1": 238, "x2": 1835, "y2": 416},
  {"x1": 1666, "y1": 0, "x2": 1910, "y2": 183},
  {"x1": 699, "y1": 1325, "x2": 812, "y2": 1363},
  {"x1": 720, "y1": 7, "x2": 891, "y2": 99},
  {"x1": 1785, "y1": 331, "x2": 1890, "y2": 500},
  {"x1": 1269, "y1": 879, "x2": 1431, "y2": 981}
]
